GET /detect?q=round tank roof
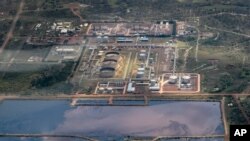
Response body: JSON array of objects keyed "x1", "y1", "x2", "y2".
[
  {"x1": 182, "y1": 75, "x2": 191, "y2": 79},
  {"x1": 170, "y1": 75, "x2": 178, "y2": 79},
  {"x1": 100, "y1": 67, "x2": 115, "y2": 72},
  {"x1": 106, "y1": 51, "x2": 119, "y2": 56},
  {"x1": 99, "y1": 87, "x2": 105, "y2": 90},
  {"x1": 99, "y1": 69, "x2": 115, "y2": 78},
  {"x1": 107, "y1": 87, "x2": 113, "y2": 90},
  {"x1": 103, "y1": 57, "x2": 119, "y2": 62}
]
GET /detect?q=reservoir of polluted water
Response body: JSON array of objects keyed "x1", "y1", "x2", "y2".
[{"x1": 0, "y1": 100, "x2": 224, "y2": 141}]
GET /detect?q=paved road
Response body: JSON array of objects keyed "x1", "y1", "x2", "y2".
[
  {"x1": 1, "y1": 93, "x2": 250, "y2": 100},
  {"x1": 152, "y1": 135, "x2": 224, "y2": 141},
  {"x1": 0, "y1": 134, "x2": 97, "y2": 141}
]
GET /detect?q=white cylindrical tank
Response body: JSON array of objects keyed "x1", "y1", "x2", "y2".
[
  {"x1": 150, "y1": 79, "x2": 156, "y2": 85},
  {"x1": 139, "y1": 53, "x2": 147, "y2": 60},
  {"x1": 136, "y1": 72, "x2": 144, "y2": 78},
  {"x1": 107, "y1": 87, "x2": 113, "y2": 93},
  {"x1": 97, "y1": 36, "x2": 102, "y2": 42},
  {"x1": 182, "y1": 75, "x2": 191, "y2": 84},
  {"x1": 103, "y1": 36, "x2": 109, "y2": 42},
  {"x1": 168, "y1": 75, "x2": 178, "y2": 84},
  {"x1": 98, "y1": 87, "x2": 105, "y2": 92}
]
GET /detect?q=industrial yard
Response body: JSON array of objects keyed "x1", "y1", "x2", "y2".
[
  {"x1": 70, "y1": 21, "x2": 201, "y2": 95},
  {"x1": 0, "y1": 19, "x2": 201, "y2": 95},
  {"x1": 87, "y1": 21, "x2": 174, "y2": 37},
  {"x1": 1, "y1": 1, "x2": 250, "y2": 141}
]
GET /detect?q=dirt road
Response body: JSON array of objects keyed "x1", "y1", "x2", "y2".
[
  {"x1": 195, "y1": 27, "x2": 200, "y2": 62},
  {"x1": 67, "y1": 3, "x2": 85, "y2": 21},
  {"x1": 182, "y1": 46, "x2": 193, "y2": 71},
  {"x1": 206, "y1": 25, "x2": 250, "y2": 38},
  {"x1": 221, "y1": 97, "x2": 229, "y2": 141}
]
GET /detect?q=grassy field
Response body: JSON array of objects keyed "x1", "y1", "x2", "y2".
[
  {"x1": 0, "y1": 20, "x2": 12, "y2": 46},
  {"x1": 239, "y1": 96, "x2": 250, "y2": 118},
  {"x1": 0, "y1": 61, "x2": 74, "y2": 95},
  {"x1": 180, "y1": 33, "x2": 250, "y2": 93},
  {"x1": 225, "y1": 96, "x2": 248, "y2": 125},
  {"x1": 18, "y1": 0, "x2": 249, "y2": 21}
]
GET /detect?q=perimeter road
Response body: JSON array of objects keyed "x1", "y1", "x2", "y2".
[
  {"x1": 2, "y1": 93, "x2": 250, "y2": 100},
  {"x1": 152, "y1": 135, "x2": 224, "y2": 141},
  {"x1": 221, "y1": 97, "x2": 229, "y2": 141},
  {"x1": 0, "y1": 134, "x2": 98, "y2": 141}
]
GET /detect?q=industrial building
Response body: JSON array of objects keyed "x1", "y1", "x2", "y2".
[
  {"x1": 127, "y1": 82, "x2": 136, "y2": 93},
  {"x1": 95, "y1": 80, "x2": 126, "y2": 94},
  {"x1": 126, "y1": 78, "x2": 161, "y2": 94},
  {"x1": 86, "y1": 22, "x2": 176, "y2": 37},
  {"x1": 45, "y1": 45, "x2": 82, "y2": 62},
  {"x1": 139, "y1": 37, "x2": 149, "y2": 42},
  {"x1": 116, "y1": 37, "x2": 133, "y2": 43}
]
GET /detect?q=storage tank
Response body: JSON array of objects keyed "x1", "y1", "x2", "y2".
[
  {"x1": 139, "y1": 53, "x2": 147, "y2": 61},
  {"x1": 181, "y1": 75, "x2": 191, "y2": 84},
  {"x1": 98, "y1": 87, "x2": 105, "y2": 93},
  {"x1": 168, "y1": 75, "x2": 178, "y2": 84},
  {"x1": 107, "y1": 87, "x2": 113, "y2": 93},
  {"x1": 96, "y1": 36, "x2": 102, "y2": 42},
  {"x1": 137, "y1": 67, "x2": 145, "y2": 72},
  {"x1": 150, "y1": 79, "x2": 157, "y2": 85},
  {"x1": 103, "y1": 36, "x2": 109, "y2": 43},
  {"x1": 187, "y1": 83, "x2": 192, "y2": 88},
  {"x1": 136, "y1": 71, "x2": 144, "y2": 78}
]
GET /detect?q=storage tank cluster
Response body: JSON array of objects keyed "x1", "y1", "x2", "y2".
[
  {"x1": 167, "y1": 74, "x2": 192, "y2": 88},
  {"x1": 96, "y1": 35, "x2": 109, "y2": 43},
  {"x1": 99, "y1": 52, "x2": 120, "y2": 78},
  {"x1": 98, "y1": 87, "x2": 113, "y2": 94}
]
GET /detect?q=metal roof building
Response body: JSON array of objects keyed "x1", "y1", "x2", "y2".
[{"x1": 116, "y1": 37, "x2": 133, "y2": 43}]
